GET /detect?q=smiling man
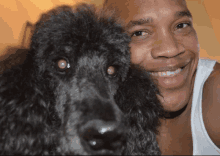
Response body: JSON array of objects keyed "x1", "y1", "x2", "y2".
[{"x1": 104, "y1": 0, "x2": 220, "y2": 155}]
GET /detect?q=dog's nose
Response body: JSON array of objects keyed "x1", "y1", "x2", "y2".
[{"x1": 80, "y1": 120, "x2": 126, "y2": 154}]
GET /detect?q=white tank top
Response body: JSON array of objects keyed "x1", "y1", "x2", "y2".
[{"x1": 191, "y1": 59, "x2": 220, "y2": 155}]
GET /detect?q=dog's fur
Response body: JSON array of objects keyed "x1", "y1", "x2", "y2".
[{"x1": 0, "y1": 4, "x2": 163, "y2": 155}]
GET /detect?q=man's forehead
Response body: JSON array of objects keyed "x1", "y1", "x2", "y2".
[
  {"x1": 103, "y1": 0, "x2": 189, "y2": 22},
  {"x1": 103, "y1": 0, "x2": 187, "y2": 12},
  {"x1": 131, "y1": 0, "x2": 187, "y2": 5}
]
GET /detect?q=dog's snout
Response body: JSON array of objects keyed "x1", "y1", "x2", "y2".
[{"x1": 80, "y1": 120, "x2": 126, "y2": 154}]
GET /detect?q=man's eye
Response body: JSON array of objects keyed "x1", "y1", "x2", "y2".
[
  {"x1": 176, "y1": 23, "x2": 191, "y2": 29},
  {"x1": 132, "y1": 31, "x2": 149, "y2": 37}
]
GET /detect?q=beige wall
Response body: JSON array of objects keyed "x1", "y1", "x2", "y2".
[
  {"x1": 0, "y1": 0, "x2": 220, "y2": 61},
  {"x1": 0, "y1": 0, "x2": 103, "y2": 57},
  {"x1": 186, "y1": 0, "x2": 220, "y2": 61}
]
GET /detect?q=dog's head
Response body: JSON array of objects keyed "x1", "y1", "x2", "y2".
[{"x1": 22, "y1": 4, "x2": 131, "y2": 155}]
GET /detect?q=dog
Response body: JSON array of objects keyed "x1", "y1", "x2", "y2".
[{"x1": 0, "y1": 4, "x2": 163, "y2": 155}]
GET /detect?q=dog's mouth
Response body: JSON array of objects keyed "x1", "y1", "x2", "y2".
[{"x1": 58, "y1": 107, "x2": 127, "y2": 155}]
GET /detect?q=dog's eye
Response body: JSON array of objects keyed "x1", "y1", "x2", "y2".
[
  {"x1": 57, "y1": 59, "x2": 70, "y2": 70},
  {"x1": 107, "y1": 66, "x2": 117, "y2": 76}
]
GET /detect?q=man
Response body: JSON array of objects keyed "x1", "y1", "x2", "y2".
[{"x1": 103, "y1": 0, "x2": 220, "y2": 155}]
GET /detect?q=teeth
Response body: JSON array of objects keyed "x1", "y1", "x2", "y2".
[{"x1": 150, "y1": 68, "x2": 182, "y2": 77}]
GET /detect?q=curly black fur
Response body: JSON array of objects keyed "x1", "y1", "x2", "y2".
[{"x1": 0, "y1": 4, "x2": 163, "y2": 155}]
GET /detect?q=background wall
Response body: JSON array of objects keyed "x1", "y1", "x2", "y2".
[
  {"x1": 187, "y1": 0, "x2": 220, "y2": 61},
  {"x1": 0, "y1": 0, "x2": 219, "y2": 61}
]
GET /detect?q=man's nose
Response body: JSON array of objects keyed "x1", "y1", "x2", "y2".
[{"x1": 151, "y1": 29, "x2": 185, "y2": 59}]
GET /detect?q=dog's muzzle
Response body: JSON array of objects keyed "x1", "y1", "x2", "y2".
[
  {"x1": 79, "y1": 118, "x2": 126, "y2": 155},
  {"x1": 77, "y1": 97, "x2": 126, "y2": 155}
]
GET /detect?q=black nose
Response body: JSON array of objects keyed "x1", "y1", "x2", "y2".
[{"x1": 80, "y1": 120, "x2": 126, "y2": 155}]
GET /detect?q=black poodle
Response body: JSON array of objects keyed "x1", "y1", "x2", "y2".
[{"x1": 0, "y1": 4, "x2": 163, "y2": 155}]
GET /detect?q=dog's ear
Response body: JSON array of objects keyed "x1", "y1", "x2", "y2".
[
  {"x1": 0, "y1": 65, "x2": 56, "y2": 154},
  {"x1": 0, "y1": 48, "x2": 29, "y2": 74},
  {"x1": 115, "y1": 67, "x2": 163, "y2": 155}
]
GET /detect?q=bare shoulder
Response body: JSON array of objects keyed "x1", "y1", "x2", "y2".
[{"x1": 202, "y1": 61, "x2": 220, "y2": 148}]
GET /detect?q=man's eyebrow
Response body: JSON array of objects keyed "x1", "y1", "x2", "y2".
[
  {"x1": 125, "y1": 11, "x2": 192, "y2": 29},
  {"x1": 126, "y1": 18, "x2": 153, "y2": 29},
  {"x1": 175, "y1": 10, "x2": 192, "y2": 18}
]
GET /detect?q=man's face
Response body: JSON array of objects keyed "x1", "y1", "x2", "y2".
[{"x1": 106, "y1": 0, "x2": 200, "y2": 112}]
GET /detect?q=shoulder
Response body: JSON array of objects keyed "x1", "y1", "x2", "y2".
[{"x1": 202, "y1": 61, "x2": 220, "y2": 148}]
